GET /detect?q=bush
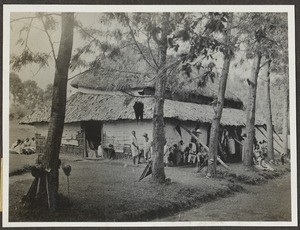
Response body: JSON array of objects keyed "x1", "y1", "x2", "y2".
[{"x1": 10, "y1": 103, "x2": 26, "y2": 120}]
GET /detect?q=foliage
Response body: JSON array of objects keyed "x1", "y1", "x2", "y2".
[
  {"x1": 9, "y1": 73, "x2": 52, "y2": 118},
  {"x1": 10, "y1": 72, "x2": 23, "y2": 103}
]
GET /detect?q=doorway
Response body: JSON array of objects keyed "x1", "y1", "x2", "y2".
[{"x1": 83, "y1": 121, "x2": 102, "y2": 157}]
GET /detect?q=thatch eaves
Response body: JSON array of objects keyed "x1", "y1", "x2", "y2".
[
  {"x1": 70, "y1": 68, "x2": 242, "y2": 106},
  {"x1": 20, "y1": 92, "x2": 262, "y2": 126}
]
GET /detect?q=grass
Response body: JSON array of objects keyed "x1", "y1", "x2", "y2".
[
  {"x1": 9, "y1": 119, "x2": 36, "y2": 146},
  {"x1": 9, "y1": 153, "x2": 290, "y2": 222}
]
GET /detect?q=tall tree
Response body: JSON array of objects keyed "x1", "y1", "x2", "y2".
[
  {"x1": 10, "y1": 12, "x2": 75, "y2": 211},
  {"x1": 282, "y1": 78, "x2": 289, "y2": 157},
  {"x1": 207, "y1": 13, "x2": 233, "y2": 177},
  {"x1": 243, "y1": 39, "x2": 262, "y2": 166},
  {"x1": 150, "y1": 13, "x2": 170, "y2": 182},
  {"x1": 43, "y1": 13, "x2": 74, "y2": 211},
  {"x1": 264, "y1": 58, "x2": 274, "y2": 161}
]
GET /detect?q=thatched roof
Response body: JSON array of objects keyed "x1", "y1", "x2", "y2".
[
  {"x1": 21, "y1": 92, "x2": 263, "y2": 126},
  {"x1": 70, "y1": 69, "x2": 242, "y2": 105}
]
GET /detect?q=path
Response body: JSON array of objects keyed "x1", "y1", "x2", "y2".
[{"x1": 156, "y1": 173, "x2": 291, "y2": 222}]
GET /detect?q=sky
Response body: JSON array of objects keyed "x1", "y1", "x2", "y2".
[
  {"x1": 9, "y1": 12, "x2": 286, "y2": 94},
  {"x1": 10, "y1": 12, "x2": 102, "y2": 91}
]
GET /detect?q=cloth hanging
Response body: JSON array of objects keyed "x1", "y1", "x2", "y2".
[
  {"x1": 133, "y1": 102, "x2": 144, "y2": 121},
  {"x1": 175, "y1": 125, "x2": 182, "y2": 137}
]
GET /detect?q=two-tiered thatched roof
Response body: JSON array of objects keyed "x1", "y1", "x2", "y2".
[
  {"x1": 70, "y1": 68, "x2": 242, "y2": 107},
  {"x1": 21, "y1": 92, "x2": 263, "y2": 126}
]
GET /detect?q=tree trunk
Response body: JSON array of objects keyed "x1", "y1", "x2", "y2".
[
  {"x1": 265, "y1": 58, "x2": 274, "y2": 161},
  {"x1": 207, "y1": 13, "x2": 233, "y2": 178},
  {"x1": 43, "y1": 13, "x2": 74, "y2": 212},
  {"x1": 151, "y1": 13, "x2": 170, "y2": 183},
  {"x1": 243, "y1": 46, "x2": 262, "y2": 166},
  {"x1": 282, "y1": 81, "x2": 289, "y2": 158}
]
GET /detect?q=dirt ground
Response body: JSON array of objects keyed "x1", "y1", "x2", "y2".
[
  {"x1": 8, "y1": 153, "x2": 290, "y2": 222},
  {"x1": 156, "y1": 173, "x2": 291, "y2": 222}
]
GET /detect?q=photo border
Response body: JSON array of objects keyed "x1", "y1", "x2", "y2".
[{"x1": 2, "y1": 4, "x2": 298, "y2": 228}]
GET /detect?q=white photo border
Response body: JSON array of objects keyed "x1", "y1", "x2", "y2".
[{"x1": 2, "y1": 4, "x2": 297, "y2": 227}]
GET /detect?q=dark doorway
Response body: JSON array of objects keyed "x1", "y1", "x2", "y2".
[{"x1": 83, "y1": 121, "x2": 102, "y2": 157}]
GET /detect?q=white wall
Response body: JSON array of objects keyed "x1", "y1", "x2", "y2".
[
  {"x1": 33, "y1": 122, "x2": 81, "y2": 146},
  {"x1": 102, "y1": 120, "x2": 153, "y2": 152}
]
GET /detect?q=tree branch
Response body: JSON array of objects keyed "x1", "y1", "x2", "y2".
[
  {"x1": 124, "y1": 14, "x2": 157, "y2": 71},
  {"x1": 24, "y1": 18, "x2": 33, "y2": 51},
  {"x1": 10, "y1": 13, "x2": 61, "y2": 23},
  {"x1": 68, "y1": 68, "x2": 91, "y2": 81},
  {"x1": 259, "y1": 59, "x2": 271, "y2": 69},
  {"x1": 40, "y1": 14, "x2": 57, "y2": 61},
  {"x1": 147, "y1": 34, "x2": 159, "y2": 68}
]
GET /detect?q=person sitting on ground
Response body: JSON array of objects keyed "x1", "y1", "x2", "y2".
[
  {"x1": 253, "y1": 144, "x2": 262, "y2": 165},
  {"x1": 31, "y1": 137, "x2": 36, "y2": 149},
  {"x1": 261, "y1": 140, "x2": 268, "y2": 158},
  {"x1": 22, "y1": 138, "x2": 30, "y2": 154},
  {"x1": 23, "y1": 137, "x2": 36, "y2": 155},
  {"x1": 167, "y1": 147, "x2": 175, "y2": 166},
  {"x1": 281, "y1": 152, "x2": 285, "y2": 165},
  {"x1": 188, "y1": 143, "x2": 197, "y2": 164},
  {"x1": 163, "y1": 144, "x2": 170, "y2": 166},
  {"x1": 97, "y1": 144, "x2": 104, "y2": 158},
  {"x1": 23, "y1": 138, "x2": 31, "y2": 148},
  {"x1": 197, "y1": 145, "x2": 208, "y2": 165},
  {"x1": 184, "y1": 146, "x2": 190, "y2": 165},
  {"x1": 10, "y1": 139, "x2": 22, "y2": 154},
  {"x1": 108, "y1": 144, "x2": 116, "y2": 159},
  {"x1": 173, "y1": 144, "x2": 181, "y2": 166}
]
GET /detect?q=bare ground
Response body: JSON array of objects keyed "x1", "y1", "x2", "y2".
[{"x1": 155, "y1": 173, "x2": 291, "y2": 222}]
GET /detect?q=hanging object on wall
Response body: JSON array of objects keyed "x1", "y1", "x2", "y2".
[
  {"x1": 133, "y1": 101, "x2": 144, "y2": 122},
  {"x1": 175, "y1": 124, "x2": 182, "y2": 137}
]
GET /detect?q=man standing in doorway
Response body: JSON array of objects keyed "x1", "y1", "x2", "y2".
[{"x1": 131, "y1": 130, "x2": 139, "y2": 165}]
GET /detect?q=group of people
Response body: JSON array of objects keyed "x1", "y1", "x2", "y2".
[
  {"x1": 130, "y1": 129, "x2": 208, "y2": 166},
  {"x1": 131, "y1": 130, "x2": 153, "y2": 165},
  {"x1": 164, "y1": 139, "x2": 208, "y2": 167},
  {"x1": 10, "y1": 137, "x2": 36, "y2": 155}
]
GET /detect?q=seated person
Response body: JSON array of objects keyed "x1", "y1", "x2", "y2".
[
  {"x1": 10, "y1": 139, "x2": 23, "y2": 154},
  {"x1": 197, "y1": 145, "x2": 208, "y2": 164},
  {"x1": 97, "y1": 144, "x2": 104, "y2": 158},
  {"x1": 183, "y1": 146, "x2": 190, "y2": 165},
  {"x1": 108, "y1": 144, "x2": 116, "y2": 159},
  {"x1": 23, "y1": 137, "x2": 36, "y2": 155}
]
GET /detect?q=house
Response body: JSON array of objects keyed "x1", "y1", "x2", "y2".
[{"x1": 20, "y1": 68, "x2": 271, "y2": 161}]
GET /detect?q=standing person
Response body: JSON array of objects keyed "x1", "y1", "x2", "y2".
[
  {"x1": 188, "y1": 143, "x2": 197, "y2": 164},
  {"x1": 142, "y1": 133, "x2": 151, "y2": 162},
  {"x1": 173, "y1": 144, "x2": 181, "y2": 166},
  {"x1": 178, "y1": 140, "x2": 185, "y2": 165},
  {"x1": 131, "y1": 130, "x2": 139, "y2": 165}
]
